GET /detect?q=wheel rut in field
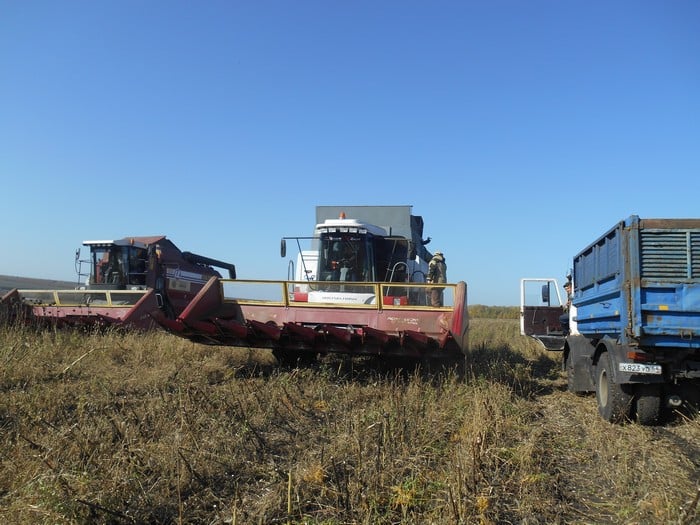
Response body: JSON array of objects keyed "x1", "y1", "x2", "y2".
[{"x1": 527, "y1": 376, "x2": 700, "y2": 524}]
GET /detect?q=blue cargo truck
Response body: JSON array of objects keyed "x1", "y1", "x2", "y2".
[{"x1": 520, "y1": 216, "x2": 700, "y2": 425}]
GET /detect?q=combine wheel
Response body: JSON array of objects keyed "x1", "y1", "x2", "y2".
[
  {"x1": 596, "y1": 352, "x2": 633, "y2": 424},
  {"x1": 635, "y1": 384, "x2": 662, "y2": 426}
]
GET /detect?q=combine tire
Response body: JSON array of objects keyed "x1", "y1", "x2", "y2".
[
  {"x1": 635, "y1": 384, "x2": 662, "y2": 426},
  {"x1": 596, "y1": 352, "x2": 633, "y2": 424}
]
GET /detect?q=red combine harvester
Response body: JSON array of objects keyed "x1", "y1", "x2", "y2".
[
  {"x1": 0, "y1": 236, "x2": 236, "y2": 330},
  {"x1": 152, "y1": 206, "x2": 469, "y2": 364}
]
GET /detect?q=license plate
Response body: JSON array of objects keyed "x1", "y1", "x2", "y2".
[{"x1": 619, "y1": 363, "x2": 662, "y2": 375}]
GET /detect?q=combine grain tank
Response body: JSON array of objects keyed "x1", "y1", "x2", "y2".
[
  {"x1": 0, "y1": 236, "x2": 235, "y2": 330},
  {"x1": 153, "y1": 206, "x2": 469, "y2": 364}
]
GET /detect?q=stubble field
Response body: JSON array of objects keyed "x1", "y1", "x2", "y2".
[{"x1": 1, "y1": 318, "x2": 698, "y2": 524}]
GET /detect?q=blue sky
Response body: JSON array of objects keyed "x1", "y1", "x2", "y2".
[{"x1": 1, "y1": 1, "x2": 698, "y2": 305}]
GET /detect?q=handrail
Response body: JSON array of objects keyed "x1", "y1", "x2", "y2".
[
  {"x1": 385, "y1": 262, "x2": 408, "y2": 289},
  {"x1": 218, "y1": 279, "x2": 457, "y2": 310},
  {"x1": 16, "y1": 288, "x2": 148, "y2": 307}
]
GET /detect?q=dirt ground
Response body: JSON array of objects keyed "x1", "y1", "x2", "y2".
[{"x1": 523, "y1": 371, "x2": 700, "y2": 524}]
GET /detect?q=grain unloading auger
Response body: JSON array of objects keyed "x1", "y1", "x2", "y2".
[
  {"x1": 0, "y1": 236, "x2": 236, "y2": 330},
  {"x1": 152, "y1": 206, "x2": 469, "y2": 363}
]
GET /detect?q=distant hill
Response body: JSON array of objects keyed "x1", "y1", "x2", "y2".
[{"x1": 0, "y1": 275, "x2": 78, "y2": 295}]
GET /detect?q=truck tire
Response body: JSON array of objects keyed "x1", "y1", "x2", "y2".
[
  {"x1": 635, "y1": 384, "x2": 662, "y2": 426},
  {"x1": 596, "y1": 352, "x2": 633, "y2": 423}
]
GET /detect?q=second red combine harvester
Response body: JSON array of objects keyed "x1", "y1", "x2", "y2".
[
  {"x1": 153, "y1": 206, "x2": 469, "y2": 365},
  {"x1": 0, "y1": 236, "x2": 236, "y2": 330}
]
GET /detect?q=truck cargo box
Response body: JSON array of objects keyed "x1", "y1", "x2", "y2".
[{"x1": 573, "y1": 216, "x2": 700, "y2": 349}]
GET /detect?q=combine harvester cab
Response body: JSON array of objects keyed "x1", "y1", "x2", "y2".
[
  {"x1": 0, "y1": 236, "x2": 236, "y2": 330},
  {"x1": 153, "y1": 206, "x2": 469, "y2": 363}
]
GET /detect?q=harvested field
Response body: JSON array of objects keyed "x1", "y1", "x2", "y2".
[{"x1": 1, "y1": 319, "x2": 698, "y2": 524}]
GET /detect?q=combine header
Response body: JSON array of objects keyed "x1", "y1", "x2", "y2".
[
  {"x1": 153, "y1": 206, "x2": 469, "y2": 363},
  {"x1": 0, "y1": 236, "x2": 235, "y2": 330}
]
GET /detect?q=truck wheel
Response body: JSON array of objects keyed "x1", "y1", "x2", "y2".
[
  {"x1": 596, "y1": 352, "x2": 633, "y2": 423},
  {"x1": 635, "y1": 384, "x2": 662, "y2": 426}
]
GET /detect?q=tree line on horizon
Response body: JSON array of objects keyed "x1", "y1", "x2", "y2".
[{"x1": 468, "y1": 304, "x2": 519, "y2": 319}]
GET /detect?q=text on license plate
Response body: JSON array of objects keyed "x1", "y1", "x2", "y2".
[{"x1": 619, "y1": 363, "x2": 662, "y2": 375}]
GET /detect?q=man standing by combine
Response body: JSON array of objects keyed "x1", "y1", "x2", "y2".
[
  {"x1": 560, "y1": 273, "x2": 572, "y2": 333},
  {"x1": 426, "y1": 251, "x2": 447, "y2": 307}
]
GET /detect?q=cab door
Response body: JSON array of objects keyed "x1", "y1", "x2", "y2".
[{"x1": 520, "y1": 278, "x2": 566, "y2": 351}]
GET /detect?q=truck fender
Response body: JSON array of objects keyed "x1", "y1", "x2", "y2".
[{"x1": 593, "y1": 339, "x2": 622, "y2": 382}]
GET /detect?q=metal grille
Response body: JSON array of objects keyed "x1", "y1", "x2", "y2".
[{"x1": 640, "y1": 230, "x2": 700, "y2": 279}]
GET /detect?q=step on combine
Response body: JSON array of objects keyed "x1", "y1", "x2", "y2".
[
  {"x1": 0, "y1": 236, "x2": 235, "y2": 330},
  {"x1": 152, "y1": 206, "x2": 469, "y2": 364}
]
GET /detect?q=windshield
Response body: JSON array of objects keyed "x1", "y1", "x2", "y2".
[
  {"x1": 90, "y1": 245, "x2": 148, "y2": 286},
  {"x1": 317, "y1": 233, "x2": 373, "y2": 283}
]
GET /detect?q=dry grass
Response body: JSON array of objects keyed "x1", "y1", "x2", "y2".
[{"x1": 1, "y1": 319, "x2": 698, "y2": 524}]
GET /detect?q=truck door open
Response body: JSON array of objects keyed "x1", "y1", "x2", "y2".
[{"x1": 520, "y1": 278, "x2": 566, "y2": 351}]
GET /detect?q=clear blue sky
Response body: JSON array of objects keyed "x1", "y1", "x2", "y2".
[{"x1": 1, "y1": 1, "x2": 698, "y2": 305}]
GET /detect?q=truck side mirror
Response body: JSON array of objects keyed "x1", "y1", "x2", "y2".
[
  {"x1": 541, "y1": 283, "x2": 550, "y2": 304},
  {"x1": 280, "y1": 239, "x2": 286, "y2": 258}
]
